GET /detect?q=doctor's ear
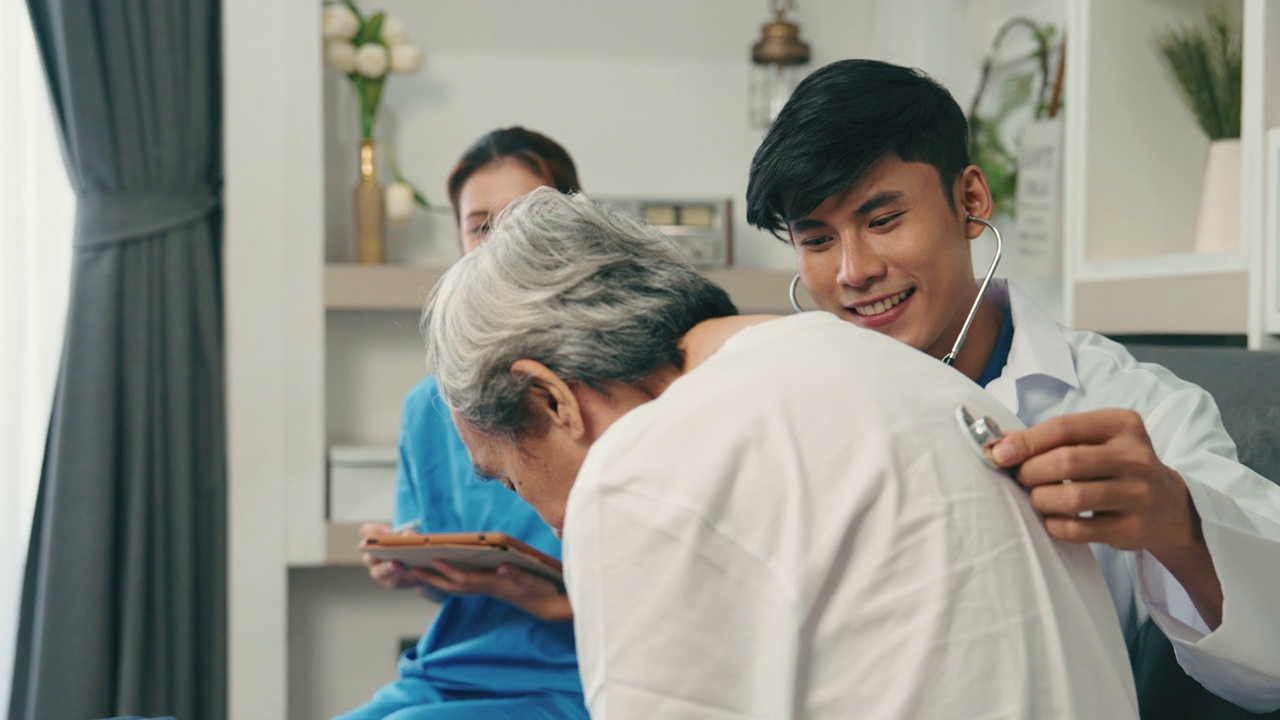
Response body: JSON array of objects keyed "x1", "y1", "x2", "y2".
[{"x1": 955, "y1": 165, "x2": 994, "y2": 238}]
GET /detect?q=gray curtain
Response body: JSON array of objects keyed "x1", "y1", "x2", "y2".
[{"x1": 9, "y1": 2, "x2": 225, "y2": 719}]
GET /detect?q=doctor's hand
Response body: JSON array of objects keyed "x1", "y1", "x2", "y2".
[
  {"x1": 989, "y1": 408, "x2": 1223, "y2": 627},
  {"x1": 412, "y1": 561, "x2": 573, "y2": 623}
]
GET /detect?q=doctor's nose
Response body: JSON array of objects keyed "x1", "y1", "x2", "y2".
[{"x1": 836, "y1": 236, "x2": 887, "y2": 289}]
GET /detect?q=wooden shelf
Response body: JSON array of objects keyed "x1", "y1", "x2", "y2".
[
  {"x1": 324, "y1": 264, "x2": 447, "y2": 312},
  {"x1": 1072, "y1": 249, "x2": 1249, "y2": 283},
  {"x1": 325, "y1": 263, "x2": 803, "y2": 314}
]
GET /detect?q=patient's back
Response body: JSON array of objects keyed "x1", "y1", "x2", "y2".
[{"x1": 566, "y1": 312, "x2": 1138, "y2": 719}]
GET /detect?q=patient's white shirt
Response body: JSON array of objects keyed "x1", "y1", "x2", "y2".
[{"x1": 563, "y1": 312, "x2": 1138, "y2": 720}]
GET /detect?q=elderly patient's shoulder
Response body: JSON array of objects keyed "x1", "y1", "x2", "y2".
[{"x1": 680, "y1": 314, "x2": 783, "y2": 373}]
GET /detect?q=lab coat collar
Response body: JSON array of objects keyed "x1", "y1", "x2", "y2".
[{"x1": 984, "y1": 279, "x2": 1081, "y2": 414}]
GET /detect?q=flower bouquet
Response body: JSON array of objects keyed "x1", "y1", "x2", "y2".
[{"x1": 323, "y1": 1, "x2": 429, "y2": 261}]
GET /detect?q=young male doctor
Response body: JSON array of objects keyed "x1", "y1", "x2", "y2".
[{"x1": 745, "y1": 58, "x2": 1280, "y2": 712}]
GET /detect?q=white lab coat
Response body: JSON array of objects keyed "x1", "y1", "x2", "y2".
[
  {"x1": 563, "y1": 312, "x2": 1138, "y2": 720},
  {"x1": 986, "y1": 279, "x2": 1280, "y2": 713}
]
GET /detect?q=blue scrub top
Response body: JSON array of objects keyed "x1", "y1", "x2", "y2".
[{"x1": 393, "y1": 376, "x2": 583, "y2": 698}]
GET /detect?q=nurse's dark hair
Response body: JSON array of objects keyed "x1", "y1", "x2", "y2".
[
  {"x1": 746, "y1": 59, "x2": 970, "y2": 240},
  {"x1": 446, "y1": 126, "x2": 581, "y2": 223}
]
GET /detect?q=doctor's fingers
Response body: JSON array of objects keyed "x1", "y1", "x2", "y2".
[
  {"x1": 1042, "y1": 513, "x2": 1145, "y2": 549},
  {"x1": 1012, "y1": 437, "x2": 1161, "y2": 488},
  {"x1": 1029, "y1": 477, "x2": 1153, "y2": 517},
  {"x1": 992, "y1": 409, "x2": 1151, "y2": 468}
]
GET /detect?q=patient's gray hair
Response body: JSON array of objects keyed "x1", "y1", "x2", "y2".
[{"x1": 422, "y1": 187, "x2": 738, "y2": 438}]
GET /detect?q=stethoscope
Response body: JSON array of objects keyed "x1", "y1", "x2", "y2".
[
  {"x1": 784, "y1": 215, "x2": 1011, "y2": 465},
  {"x1": 788, "y1": 214, "x2": 1003, "y2": 368}
]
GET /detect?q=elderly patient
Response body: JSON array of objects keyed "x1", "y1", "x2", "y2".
[{"x1": 420, "y1": 188, "x2": 1139, "y2": 719}]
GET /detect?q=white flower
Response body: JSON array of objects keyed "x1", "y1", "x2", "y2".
[
  {"x1": 325, "y1": 41, "x2": 357, "y2": 73},
  {"x1": 355, "y1": 43, "x2": 390, "y2": 78},
  {"x1": 390, "y1": 44, "x2": 424, "y2": 74},
  {"x1": 322, "y1": 4, "x2": 360, "y2": 40},
  {"x1": 381, "y1": 16, "x2": 408, "y2": 47},
  {"x1": 386, "y1": 183, "x2": 416, "y2": 224}
]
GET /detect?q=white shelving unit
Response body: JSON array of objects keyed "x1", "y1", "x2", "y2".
[
  {"x1": 1062, "y1": 0, "x2": 1279, "y2": 347},
  {"x1": 1248, "y1": 5, "x2": 1280, "y2": 338}
]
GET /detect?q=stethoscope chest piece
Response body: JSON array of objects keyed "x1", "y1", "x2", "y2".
[{"x1": 955, "y1": 405, "x2": 1005, "y2": 470}]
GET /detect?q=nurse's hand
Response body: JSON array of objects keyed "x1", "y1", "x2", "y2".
[
  {"x1": 411, "y1": 561, "x2": 573, "y2": 623},
  {"x1": 360, "y1": 523, "x2": 432, "y2": 592},
  {"x1": 988, "y1": 408, "x2": 1223, "y2": 627}
]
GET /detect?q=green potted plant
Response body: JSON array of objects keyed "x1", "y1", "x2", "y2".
[{"x1": 1155, "y1": 6, "x2": 1242, "y2": 254}]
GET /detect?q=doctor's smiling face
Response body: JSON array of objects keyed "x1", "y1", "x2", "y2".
[
  {"x1": 787, "y1": 156, "x2": 992, "y2": 364},
  {"x1": 747, "y1": 59, "x2": 1005, "y2": 380}
]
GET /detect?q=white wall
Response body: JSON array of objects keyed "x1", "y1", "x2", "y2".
[
  {"x1": 225, "y1": 0, "x2": 326, "y2": 714},
  {"x1": 323, "y1": 0, "x2": 1064, "y2": 292},
  {"x1": 0, "y1": 3, "x2": 74, "y2": 711},
  {"x1": 324, "y1": 0, "x2": 888, "y2": 271}
]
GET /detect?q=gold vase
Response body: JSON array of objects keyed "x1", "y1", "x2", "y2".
[{"x1": 355, "y1": 139, "x2": 385, "y2": 264}]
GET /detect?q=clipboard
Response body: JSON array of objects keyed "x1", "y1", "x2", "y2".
[{"x1": 359, "y1": 531, "x2": 564, "y2": 585}]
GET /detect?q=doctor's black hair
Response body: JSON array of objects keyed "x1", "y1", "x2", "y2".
[{"x1": 745, "y1": 59, "x2": 971, "y2": 240}]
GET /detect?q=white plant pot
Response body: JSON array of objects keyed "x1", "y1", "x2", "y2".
[{"x1": 1193, "y1": 138, "x2": 1242, "y2": 254}]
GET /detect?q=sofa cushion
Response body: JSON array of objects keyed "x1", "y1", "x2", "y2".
[
  {"x1": 1126, "y1": 344, "x2": 1280, "y2": 485},
  {"x1": 1124, "y1": 344, "x2": 1280, "y2": 719}
]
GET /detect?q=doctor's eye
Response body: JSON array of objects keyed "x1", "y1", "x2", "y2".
[
  {"x1": 869, "y1": 211, "x2": 905, "y2": 229},
  {"x1": 798, "y1": 235, "x2": 833, "y2": 249}
]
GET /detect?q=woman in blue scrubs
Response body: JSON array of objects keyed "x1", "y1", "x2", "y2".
[{"x1": 336, "y1": 128, "x2": 589, "y2": 720}]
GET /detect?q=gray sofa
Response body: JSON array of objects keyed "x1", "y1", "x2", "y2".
[{"x1": 1125, "y1": 344, "x2": 1280, "y2": 720}]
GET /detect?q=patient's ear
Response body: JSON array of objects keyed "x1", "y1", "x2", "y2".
[{"x1": 511, "y1": 359, "x2": 585, "y2": 440}]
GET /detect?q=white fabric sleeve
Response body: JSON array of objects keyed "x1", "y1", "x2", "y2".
[
  {"x1": 1138, "y1": 383, "x2": 1280, "y2": 712},
  {"x1": 564, "y1": 483, "x2": 801, "y2": 720}
]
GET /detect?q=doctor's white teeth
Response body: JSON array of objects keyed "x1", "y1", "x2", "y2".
[{"x1": 855, "y1": 290, "x2": 911, "y2": 316}]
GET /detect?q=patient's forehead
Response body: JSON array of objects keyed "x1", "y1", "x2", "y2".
[{"x1": 450, "y1": 412, "x2": 496, "y2": 469}]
